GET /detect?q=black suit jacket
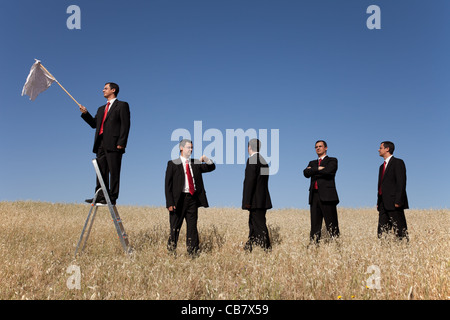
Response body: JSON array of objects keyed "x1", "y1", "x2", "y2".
[
  {"x1": 242, "y1": 153, "x2": 272, "y2": 210},
  {"x1": 165, "y1": 158, "x2": 216, "y2": 209},
  {"x1": 81, "y1": 100, "x2": 131, "y2": 153},
  {"x1": 377, "y1": 156, "x2": 409, "y2": 210},
  {"x1": 303, "y1": 156, "x2": 339, "y2": 205}
]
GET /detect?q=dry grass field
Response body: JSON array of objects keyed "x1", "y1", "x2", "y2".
[{"x1": 0, "y1": 201, "x2": 448, "y2": 300}]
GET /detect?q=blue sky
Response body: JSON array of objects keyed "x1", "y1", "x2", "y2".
[{"x1": 1, "y1": 0, "x2": 449, "y2": 209}]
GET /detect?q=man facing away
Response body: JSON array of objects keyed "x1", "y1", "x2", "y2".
[
  {"x1": 242, "y1": 138, "x2": 272, "y2": 252},
  {"x1": 303, "y1": 140, "x2": 340, "y2": 243},
  {"x1": 377, "y1": 141, "x2": 409, "y2": 240},
  {"x1": 165, "y1": 139, "x2": 215, "y2": 256},
  {"x1": 79, "y1": 82, "x2": 130, "y2": 205}
]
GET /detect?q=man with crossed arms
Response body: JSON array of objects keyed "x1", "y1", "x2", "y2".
[{"x1": 303, "y1": 140, "x2": 340, "y2": 244}]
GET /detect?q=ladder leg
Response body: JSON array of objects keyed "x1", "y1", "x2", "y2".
[
  {"x1": 74, "y1": 189, "x2": 102, "y2": 256},
  {"x1": 112, "y1": 206, "x2": 130, "y2": 252},
  {"x1": 75, "y1": 205, "x2": 95, "y2": 256},
  {"x1": 80, "y1": 206, "x2": 99, "y2": 253},
  {"x1": 106, "y1": 205, "x2": 130, "y2": 253}
]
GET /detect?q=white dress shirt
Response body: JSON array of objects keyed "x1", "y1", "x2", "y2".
[
  {"x1": 384, "y1": 155, "x2": 393, "y2": 168},
  {"x1": 180, "y1": 156, "x2": 196, "y2": 193},
  {"x1": 105, "y1": 97, "x2": 116, "y2": 113}
]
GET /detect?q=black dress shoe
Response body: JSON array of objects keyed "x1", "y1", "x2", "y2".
[{"x1": 84, "y1": 198, "x2": 107, "y2": 205}]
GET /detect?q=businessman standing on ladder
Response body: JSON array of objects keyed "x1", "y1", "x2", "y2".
[{"x1": 79, "y1": 82, "x2": 131, "y2": 205}]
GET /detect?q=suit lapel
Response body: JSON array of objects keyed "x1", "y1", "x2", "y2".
[
  {"x1": 190, "y1": 158, "x2": 199, "y2": 181},
  {"x1": 379, "y1": 163, "x2": 384, "y2": 186},
  {"x1": 172, "y1": 158, "x2": 184, "y2": 190},
  {"x1": 173, "y1": 158, "x2": 183, "y2": 172},
  {"x1": 384, "y1": 156, "x2": 395, "y2": 177},
  {"x1": 105, "y1": 100, "x2": 118, "y2": 121},
  {"x1": 173, "y1": 157, "x2": 197, "y2": 183},
  {"x1": 319, "y1": 155, "x2": 328, "y2": 166}
]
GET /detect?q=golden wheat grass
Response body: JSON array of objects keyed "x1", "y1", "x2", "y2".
[{"x1": 0, "y1": 201, "x2": 448, "y2": 300}]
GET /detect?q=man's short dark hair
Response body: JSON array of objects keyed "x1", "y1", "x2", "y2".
[
  {"x1": 315, "y1": 140, "x2": 327, "y2": 148},
  {"x1": 381, "y1": 141, "x2": 395, "y2": 154},
  {"x1": 248, "y1": 138, "x2": 261, "y2": 152},
  {"x1": 106, "y1": 82, "x2": 120, "y2": 97}
]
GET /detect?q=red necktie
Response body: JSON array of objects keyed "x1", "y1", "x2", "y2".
[
  {"x1": 314, "y1": 158, "x2": 322, "y2": 189},
  {"x1": 378, "y1": 161, "x2": 386, "y2": 195},
  {"x1": 186, "y1": 160, "x2": 195, "y2": 195},
  {"x1": 99, "y1": 102, "x2": 110, "y2": 135}
]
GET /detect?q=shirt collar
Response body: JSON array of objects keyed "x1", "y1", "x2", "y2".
[
  {"x1": 107, "y1": 98, "x2": 117, "y2": 106},
  {"x1": 384, "y1": 155, "x2": 393, "y2": 165},
  {"x1": 180, "y1": 155, "x2": 190, "y2": 164}
]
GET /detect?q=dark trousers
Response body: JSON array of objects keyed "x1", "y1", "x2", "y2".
[
  {"x1": 245, "y1": 209, "x2": 271, "y2": 252},
  {"x1": 310, "y1": 190, "x2": 340, "y2": 242},
  {"x1": 377, "y1": 197, "x2": 409, "y2": 240},
  {"x1": 95, "y1": 136, "x2": 123, "y2": 203},
  {"x1": 167, "y1": 193, "x2": 199, "y2": 255}
]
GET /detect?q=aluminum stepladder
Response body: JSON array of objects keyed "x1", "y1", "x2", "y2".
[{"x1": 75, "y1": 159, "x2": 130, "y2": 256}]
